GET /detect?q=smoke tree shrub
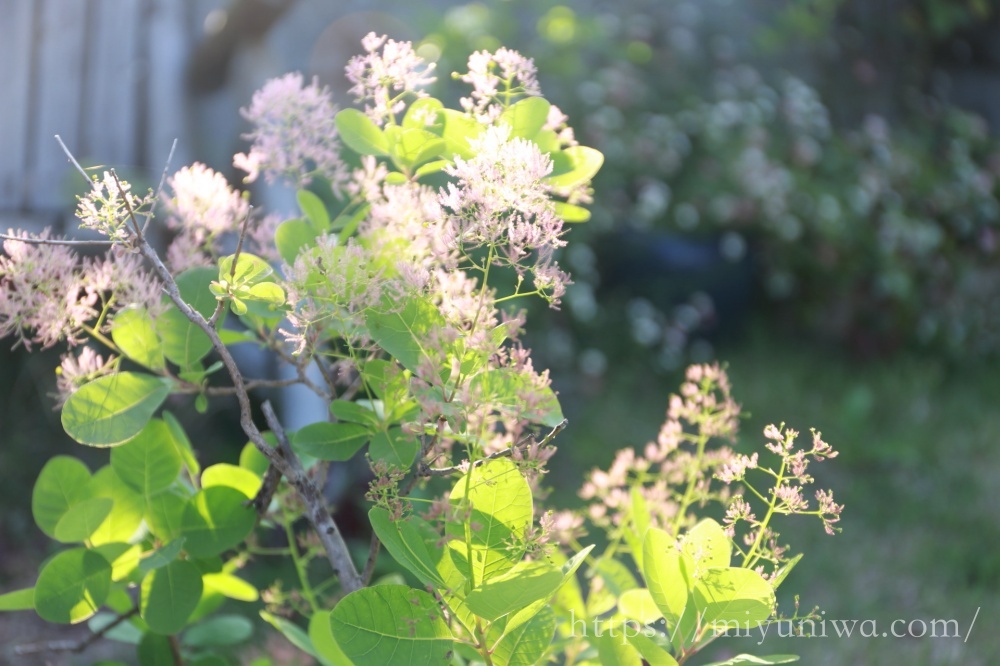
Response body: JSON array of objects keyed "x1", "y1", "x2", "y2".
[{"x1": 0, "y1": 35, "x2": 842, "y2": 666}]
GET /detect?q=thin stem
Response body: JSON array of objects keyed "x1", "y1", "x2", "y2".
[
  {"x1": 282, "y1": 501, "x2": 320, "y2": 612},
  {"x1": 672, "y1": 431, "x2": 710, "y2": 535},
  {"x1": 15, "y1": 606, "x2": 139, "y2": 655},
  {"x1": 742, "y1": 457, "x2": 786, "y2": 569},
  {"x1": 0, "y1": 233, "x2": 115, "y2": 247}
]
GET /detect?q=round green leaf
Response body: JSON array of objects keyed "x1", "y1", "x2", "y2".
[
  {"x1": 681, "y1": 518, "x2": 731, "y2": 569},
  {"x1": 140, "y1": 559, "x2": 203, "y2": 635},
  {"x1": 490, "y1": 605, "x2": 556, "y2": 666},
  {"x1": 0, "y1": 587, "x2": 36, "y2": 611},
  {"x1": 275, "y1": 218, "x2": 320, "y2": 265},
  {"x1": 336, "y1": 108, "x2": 389, "y2": 156},
  {"x1": 447, "y1": 458, "x2": 533, "y2": 585},
  {"x1": 693, "y1": 567, "x2": 776, "y2": 627},
  {"x1": 369, "y1": 427, "x2": 418, "y2": 469},
  {"x1": 546, "y1": 145, "x2": 604, "y2": 189},
  {"x1": 239, "y1": 441, "x2": 272, "y2": 477},
  {"x1": 297, "y1": 189, "x2": 331, "y2": 230},
  {"x1": 157, "y1": 267, "x2": 220, "y2": 368},
  {"x1": 181, "y1": 486, "x2": 256, "y2": 558},
  {"x1": 112, "y1": 306, "x2": 165, "y2": 371},
  {"x1": 32, "y1": 456, "x2": 94, "y2": 539},
  {"x1": 498, "y1": 96, "x2": 551, "y2": 140},
  {"x1": 61, "y1": 372, "x2": 170, "y2": 447},
  {"x1": 88, "y1": 466, "x2": 147, "y2": 546},
  {"x1": 201, "y1": 463, "x2": 262, "y2": 499},
  {"x1": 53, "y1": 497, "x2": 114, "y2": 543},
  {"x1": 111, "y1": 419, "x2": 183, "y2": 496},
  {"x1": 146, "y1": 488, "x2": 189, "y2": 542},
  {"x1": 330, "y1": 586, "x2": 452, "y2": 666},
  {"x1": 181, "y1": 614, "x2": 253, "y2": 647},
  {"x1": 34, "y1": 547, "x2": 111, "y2": 624},
  {"x1": 292, "y1": 422, "x2": 370, "y2": 461},
  {"x1": 642, "y1": 527, "x2": 692, "y2": 624},
  {"x1": 163, "y1": 411, "x2": 201, "y2": 478},
  {"x1": 138, "y1": 631, "x2": 175, "y2": 666}
]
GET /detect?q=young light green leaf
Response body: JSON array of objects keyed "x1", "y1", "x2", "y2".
[
  {"x1": 162, "y1": 411, "x2": 200, "y2": 478},
  {"x1": 440, "y1": 109, "x2": 484, "y2": 159},
  {"x1": 87, "y1": 466, "x2": 146, "y2": 546},
  {"x1": 414, "y1": 160, "x2": 450, "y2": 178},
  {"x1": 34, "y1": 547, "x2": 111, "y2": 624},
  {"x1": 642, "y1": 527, "x2": 691, "y2": 623},
  {"x1": 0, "y1": 587, "x2": 35, "y2": 611},
  {"x1": 329, "y1": 586, "x2": 452, "y2": 666},
  {"x1": 594, "y1": 627, "x2": 643, "y2": 666},
  {"x1": 310, "y1": 609, "x2": 354, "y2": 666},
  {"x1": 626, "y1": 632, "x2": 679, "y2": 666},
  {"x1": 180, "y1": 486, "x2": 256, "y2": 557},
  {"x1": 297, "y1": 189, "x2": 331, "y2": 231},
  {"x1": 391, "y1": 127, "x2": 446, "y2": 170},
  {"x1": 239, "y1": 441, "x2": 272, "y2": 478},
  {"x1": 489, "y1": 604, "x2": 555, "y2": 666},
  {"x1": 369, "y1": 426, "x2": 419, "y2": 468},
  {"x1": 219, "y1": 253, "x2": 273, "y2": 286},
  {"x1": 140, "y1": 559, "x2": 203, "y2": 635},
  {"x1": 692, "y1": 567, "x2": 775, "y2": 627},
  {"x1": 157, "y1": 267, "x2": 220, "y2": 368},
  {"x1": 202, "y1": 572, "x2": 259, "y2": 602},
  {"x1": 368, "y1": 507, "x2": 447, "y2": 588},
  {"x1": 291, "y1": 422, "x2": 370, "y2": 461},
  {"x1": 681, "y1": 518, "x2": 731, "y2": 570},
  {"x1": 553, "y1": 201, "x2": 591, "y2": 223},
  {"x1": 92, "y1": 542, "x2": 143, "y2": 583},
  {"x1": 201, "y1": 463, "x2": 262, "y2": 499},
  {"x1": 110, "y1": 418, "x2": 183, "y2": 497},
  {"x1": 112, "y1": 306, "x2": 165, "y2": 371},
  {"x1": 61, "y1": 372, "x2": 170, "y2": 447},
  {"x1": 498, "y1": 97, "x2": 551, "y2": 140},
  {"x1": 53, "y1": 497, "x2": 114, "y2": 543},
  {"x1": 447, "y1": 458, "x2": 532, "y2": 586},
  {"x1": 245, "y1": 281, "x2": 286, "y2": 306},
  {"x1": 466, "y1": 560, "x2": 562, "y2": 621},
  {"x1": 32, "y1": 456, "x2": 94, "y2": 539},
  {"x1": 336, "y1": 108, "x2": 389, "y2": 156},
  {"x1": 547, "y1": 145, "x2": 604, "y2": 189},
  {"x1": 619, "y1": 588, "x2": 663, "y2": 625}
]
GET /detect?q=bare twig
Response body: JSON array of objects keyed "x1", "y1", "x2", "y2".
[
  {"x1": 15, "y1": 606, "x2": 139, "y2": 656},
  {"x1": 250, "y1": 463, "x2": 283, "y2": 517},
  {"x1": 262, "y1": 400, "x2": 363, "y2": 592},
  {"x1": 0, "y1": 233, "x2": 115, "y2": 247},
  {"x1": 420, "y1": 419, "x2": 568, "y2": 477},
  {"x1": 144, "y1": 137, "x2": 179, "y2": 232},
  {"x1": 55, "y1": 134, "x2": 92, "y2": 184}
]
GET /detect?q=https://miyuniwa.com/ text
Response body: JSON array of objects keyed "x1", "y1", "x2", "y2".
[{"x1": 567, "y1": 607, "x2": 980, "y2": 646}]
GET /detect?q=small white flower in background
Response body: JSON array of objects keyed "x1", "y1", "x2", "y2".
[
  {"x1": 76, "y1": 171, "x2": 148, "y2": 243},
  {"x1": 345, "y1": 32, "x2": 436, "y2": 126}
]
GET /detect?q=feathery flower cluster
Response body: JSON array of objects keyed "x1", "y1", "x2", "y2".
[
  {"x1": 719, "y1": 424, "x2": 844, "y2": 577},
  {"x1": 0, "y1": 230, "x2": 95, "y2": 349},
  {"x1": 345, "y1": 32, "x2": 436, "y2": 126},
  {"x1": 76, "y1": 171, "x2": 149, "y2": 243},
  {"x1": 580, "y1": 364, "x2": 740, "y2": 531},
  {"x1": 234, "y1": 73, "x2": 348, "y2": 190},
  {"x1": 0, "y1": 232, "x2": 163, "y2": 350},
  {"x1": 458, "y1": 48, "x2": 541, "y2": 123},
  {"x1": 441, "y1": 125, "x2": 569, "y2": 303}
]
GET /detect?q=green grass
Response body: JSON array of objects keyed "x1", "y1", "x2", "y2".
[{"x1": 550, "y1": 325, "x2": 1000, "y2": 665}]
